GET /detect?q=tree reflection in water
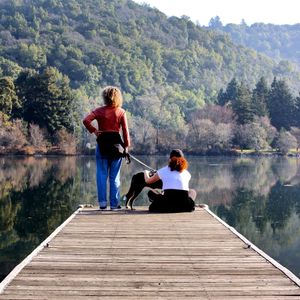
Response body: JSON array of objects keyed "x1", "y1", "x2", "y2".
[
  {"x1": 0, "y1": 157, "x2": 81, "y2": 281},
  {"x1": 194, "y1": 156, "x2": 300, "y2": 278},
  {"x1": 1, "y1": 156, "x2": 300, "y2": 280}
]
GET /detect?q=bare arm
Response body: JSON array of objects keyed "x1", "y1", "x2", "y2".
[{"x1": 144, "y1": 170, "x2": 160, "y2": 185}]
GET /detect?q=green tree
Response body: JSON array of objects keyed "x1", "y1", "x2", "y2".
[
  {"x1": 0, "y1": 57, "x2": 22, "y2": 79},
  {"x1": 12, "y1": 43, "x2": 46, "y2": 69},
  {"x1": 208, "y1": 16, "x2": 223, "y2": 29},
  {"x1": 252, "y1": 77, "x2": 269, "y2": 117},
  {"x1": 0, "y1": 77, "x2": 19, "y2": 115},
  {"x1": 267, "y1": 78, "x2": 296, "y2": 130},
  {"x1": 217, "y1": 78, "x2": 239, "y2": 106},
  {"x1": 294, "y1": 94, "x2": 300, "y2": 128},
  {"x1": 15, "y1": 67, "x2": 78, "y2": 135},
  {"x1": 232, "y1": 82, "x2": 254, "y2": 124},
  {"x1": 217, "y1": 88, "x2": 227, "y2": 106}
]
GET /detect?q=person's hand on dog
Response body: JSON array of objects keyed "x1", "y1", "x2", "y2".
[
  {"x1": 144, "y1": 170, "x2": 160, "y2": 185},
  {"x1": 149, "y1": 170, "x2": 157, "y2": 177}
]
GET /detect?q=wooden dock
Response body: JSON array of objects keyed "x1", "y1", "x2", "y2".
[{"x1": 0, "y1": 206, "x2": 300, "y2": 299}]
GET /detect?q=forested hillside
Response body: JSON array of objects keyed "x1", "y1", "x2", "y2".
[
  {"x1": 208, "y1": 17, "x2": 300, "y2": 69},
  {"x1": 1, "y1": 0, "x2": 300, "y2": 155}
]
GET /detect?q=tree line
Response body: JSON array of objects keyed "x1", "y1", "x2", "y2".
[
  {"x1": 1, "y1": 66, "x2": 299, "y2": 155},
  {"x1": 127, "y1": 76, "x2": 300, "y2": 155},
  {"x1": 0, "y1": 67, "x2": 79, "y2": 154}
]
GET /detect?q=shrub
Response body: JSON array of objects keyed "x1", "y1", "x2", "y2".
[
  {"x1": 54, "y1": 128, "x2": 77, "y2": 155},
  {"x1": 0, "y1": 115, "x2": 27, "y2": 153},
  {"x1": 29, "y1": 123, "x2": 48, "y2": 153},
  {"x1": 275, "y1": 129, "x2": 297, "y2": 155}
]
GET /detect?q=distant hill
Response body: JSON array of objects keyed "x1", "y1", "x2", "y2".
[
  {"x1": 1, "y1": 0, "x2": 300, "y2": 107},
  {"x1": 207, "y1": 18, "x2": 300, "y2": 71}
]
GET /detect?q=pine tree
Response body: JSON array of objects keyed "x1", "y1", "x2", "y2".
[
  {"x1": 217, "y1": 88, "x2": 226, "y2": 106},
  {"x1": 14, "y1": 69, "x2": 38, "y2": 120},
  {"x1": 217, "y1": 78, "x2": 239, "y2": 106},
  {"x1": 232, "y1": 81, "x2": 254, "y2": 124},
  {"x1": 15, "y1": 67, "x2": 78, "y2": 135},
  {"x1": 267, "y1": 77, "x2": 296, "y2": 130},
  {"x1": 252, "y1": 77, "x2": 269, "y2": 117},
  {"x1": 208, "y1": 16, "x2": 223, "y2": 29},
  {"x1": 0, "y1": 76, "x2": 19, "y2": 115},
  {"x1": 294, "y1": 94, "x2": 300, "y2": 128},
  {"x1": 225, "y1": 78, "x2": 239, "y2": 104}
]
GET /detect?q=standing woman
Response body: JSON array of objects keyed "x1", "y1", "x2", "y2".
[{"x1": 83, "y1": 86, "x2": 130, "y2": 210}]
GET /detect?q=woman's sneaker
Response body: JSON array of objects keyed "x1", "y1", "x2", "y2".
[{"x1": 110, "y1": 205, "x2": 122, "y2": 211}]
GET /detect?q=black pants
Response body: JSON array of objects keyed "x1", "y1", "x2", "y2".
[{"x1": 148, "y1": 189, "x2": 196, "y2": 213}]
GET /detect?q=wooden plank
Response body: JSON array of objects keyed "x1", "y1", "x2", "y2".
[
  {"x1": 0, "y1": 207, "x2": 82, "y2": 294},
  {"x1": 0, "y1": 206, "x2": 299, "y2": 299}
]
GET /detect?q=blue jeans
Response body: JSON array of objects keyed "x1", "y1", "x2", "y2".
[{"x1": 95, "y1": 145, "x2": 122, "y2": 208}]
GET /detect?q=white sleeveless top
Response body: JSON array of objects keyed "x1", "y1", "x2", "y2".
[{"x1": 157, "y1": 166, "x2": 191, "y2": 191}]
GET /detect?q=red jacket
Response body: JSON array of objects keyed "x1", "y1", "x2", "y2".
[{"x1": 83, "y1": 106, "x2": 130, "y2": 147}]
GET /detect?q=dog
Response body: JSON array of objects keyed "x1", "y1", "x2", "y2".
[{"x1": 124, "y1": 172, "x2": 162, "y2": 210}]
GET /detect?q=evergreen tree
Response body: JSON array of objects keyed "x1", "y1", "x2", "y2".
[
  {"x1": 208, "y1": 16, "x2": 223, "y2": 29},
  {"x1": 15, "y1": 67, "x2": 78, "y2": 135},
  {"x1": 217, "y1": 88, "x2": 227, "y2": 106},
  {"x1": 267, "y1": 78, "x2": 296, "y2": 130},
  {"x1": 14, "y1": 69, "x2": 38, "y2": 120},
  {"x1": 226, "y1": 78, "x2": 239, "y2": 104},
  {"x1": 294, "y1": 94, "x2": 300, "y2": 128},
  {"x1": 0, "y1": 76, "x2": 19, "y2": 115},
  {"x1": 38, "y1": 67, "x2": 78, "y2": 135},
  {"x1": 217, "y1": 78, "x2": 239, "y2": 106},
  {"x1": 251, "y1": 77, "x2": 269, "y2": 117},
  {"x1": 0, "y1": 57, "x2": 22, "y2": 79},
  {"x1": 232, "y1": 82, "x2": 254, "y2": 124}
]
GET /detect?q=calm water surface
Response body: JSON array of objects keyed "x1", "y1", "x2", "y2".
[{"x1": 1, "y1": 155, "x2": 300, "y2": 281}]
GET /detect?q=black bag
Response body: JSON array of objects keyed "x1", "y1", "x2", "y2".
[{"x1": 96, "y1": 132, "x2": 125, "y2": 159}]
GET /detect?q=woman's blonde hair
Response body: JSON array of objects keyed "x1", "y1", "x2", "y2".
[{"x1": 102, "y1": 86, "x2": 123, "y2": 107}]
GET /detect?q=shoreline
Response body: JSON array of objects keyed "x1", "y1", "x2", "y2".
[{"x1": 1, "y1": 149, "x2": 300, "y2": 157}]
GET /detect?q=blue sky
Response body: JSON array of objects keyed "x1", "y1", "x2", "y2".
[{"x1": 133, "y1": 0, "x2": 300, "y2": 26}]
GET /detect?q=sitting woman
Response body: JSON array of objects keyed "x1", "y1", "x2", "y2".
[{"x1": 144, "y1": 150, "x2": 196, "y2": 213}]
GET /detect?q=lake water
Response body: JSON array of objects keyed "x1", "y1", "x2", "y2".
[{"x1": 1, "y1": 155, "x2": 300, "y2": 281}]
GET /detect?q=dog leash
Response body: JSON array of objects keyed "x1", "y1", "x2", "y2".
[
  {"x1": 128, "y1": 154, "x2": 156, "y2": 172},
  {"x1": 115, "y1": 144, "x2": 155, "y2": 172}
]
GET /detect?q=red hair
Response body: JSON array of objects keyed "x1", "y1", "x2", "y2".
[{"x1": 168, "y1": 157, "x2": 188, "y2": 172}]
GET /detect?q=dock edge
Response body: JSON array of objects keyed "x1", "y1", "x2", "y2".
[
  {"x1": 0, "y1": 206, "x2": 84, "y2": 294},
  {"x1": 203, "y1": 204, "x2": 300, "y2": 287}
]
